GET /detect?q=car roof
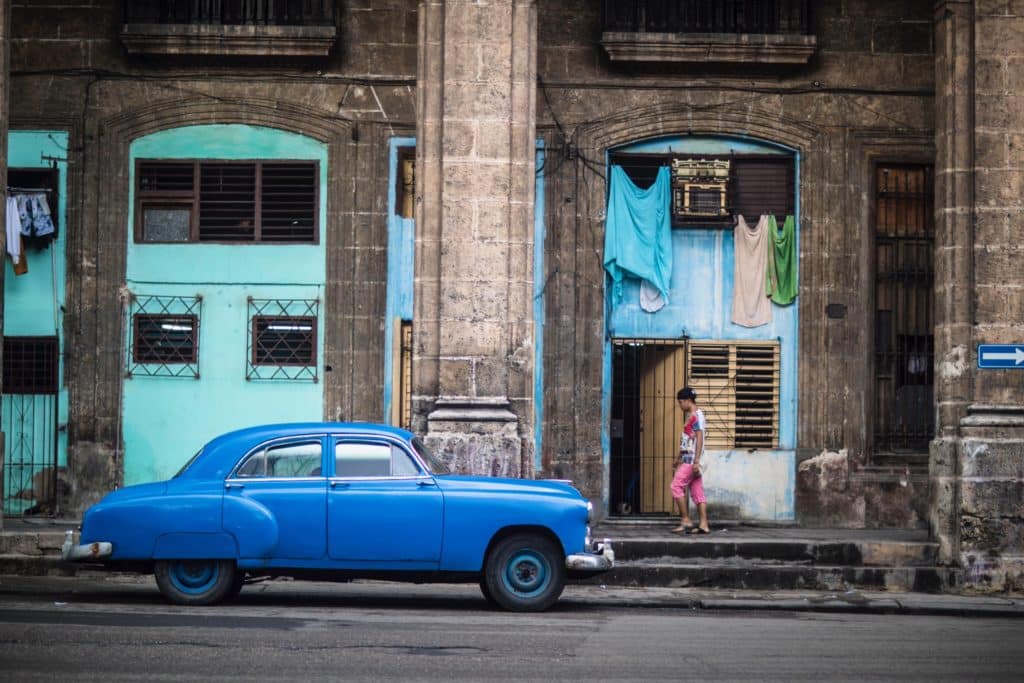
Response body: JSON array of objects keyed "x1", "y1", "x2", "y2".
[{"x1": 179, "y1": 422, "x2": 416, "y2": 481}]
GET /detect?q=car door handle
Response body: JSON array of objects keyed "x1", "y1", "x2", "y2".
[
  {"x1": 330, "y1": 481, "x2": 349, "y2": 489},
  {"x1": 225, "y1": 482, "x2": 244, "y2": 490},
  {"x1": 417, "y1": 480, "x2": 436, "y2": 487}
]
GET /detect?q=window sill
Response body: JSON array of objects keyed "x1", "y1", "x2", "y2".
[
  {"x1": 121, "y1": 23, "x2": 337, "y2": 57},
  {"x1": 600, "y1": 31, "x2": 817, "y2": 65}
]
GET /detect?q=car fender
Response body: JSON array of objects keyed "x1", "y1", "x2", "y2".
[{"x1": 222, "y1": 494, "x2": 280, "y2": 559}]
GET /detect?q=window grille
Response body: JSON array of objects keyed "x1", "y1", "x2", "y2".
[
  {"x1": 246, "y1": 298, "x2": 319, "y2": 381},
  {"x1": 127, "y1": 294, "x2": 202, "y2": 378},
  {"x1": 2, "y1": 337, "x2": 59, "y2": 395},
  {"x1": 136, "y1": 159, "x2": 318, "y2": 243}
]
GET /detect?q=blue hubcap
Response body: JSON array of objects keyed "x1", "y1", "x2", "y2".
[
  {"x1": 168, "y1": 560, "x2": 220, "y2": 595},
  {"x1": 502, "y1": 550, "x2": 550, "y2": 598}
]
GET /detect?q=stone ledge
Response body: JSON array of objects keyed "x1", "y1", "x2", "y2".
[
  {"x1": 120, "y1": 23, "x2": 337, "y2": 57},
  {"x1": 600, "y1": 31, "x2": 817, "y2": 64}
]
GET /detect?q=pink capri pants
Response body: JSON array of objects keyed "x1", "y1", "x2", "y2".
[{"x1": 670, "y1": 463, "x2": 706, "y2": 504}]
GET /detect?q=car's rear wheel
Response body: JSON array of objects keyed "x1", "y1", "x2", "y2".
[
  {"x1": 154, "y1": 559, "x2": 237, "y2": 606},
  {"x1": 483, "y1": 533, "x2": 565, "y2": 612}
]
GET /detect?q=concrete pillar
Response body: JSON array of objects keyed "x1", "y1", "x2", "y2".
[
  {"x1": 414, "y1": 0, "x2": 538, "y2": 476},
  {"x1": 930, "y1": 0, "x2": 976, "y2": 568},
  {"x1": 0, "y1": 0, "x2": 9, "y2": 531},
  {"x1": 931, "y1": 0, "x2": 1024, "y2": 591}
]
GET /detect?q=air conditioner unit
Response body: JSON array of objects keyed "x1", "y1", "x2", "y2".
[{"x1": 671, "y1": 159, "x2": 731, "y2": 220}]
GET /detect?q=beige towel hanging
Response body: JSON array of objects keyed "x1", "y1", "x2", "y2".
[{"x1": 731, "y1": 215, "x2": 772, "y2": 327}]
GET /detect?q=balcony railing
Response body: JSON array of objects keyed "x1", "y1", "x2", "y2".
[
  {"x1": 603, "y1": 0, "x2": 810, "y2": 36},
  {"x1": 124, "y1": 0, "x2": 336, "y2": 26}
]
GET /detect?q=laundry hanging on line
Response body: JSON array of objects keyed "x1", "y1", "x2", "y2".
[
  {"x1": 13, "y1": 192, "x2": 56, "y2": 239},
  {"x1": 5, "y1": 196, "x2": 29, "y2": 276},
  {"x1": 765, "y1": 214, "x2": 798, "y2": 305},
  {"x1": 731, "y1": 214, "x2": 772, "y2": 328},
  {"x1": 604, "y1": 165, "x2": 673, "y2": 311}
]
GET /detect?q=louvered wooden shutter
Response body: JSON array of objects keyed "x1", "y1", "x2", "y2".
[
  {"x1": 260, "y1": 162, "x2": 318, "y2": 242},
  {"x1": 686, "y1": 341, "x2": 780, "y2": 449},
  {"x1": 199, "y1": 163, "x2": 257, "y2": 241},
  {"x1": 732, "y1": 157, "x2": 794, "y2": 224}
]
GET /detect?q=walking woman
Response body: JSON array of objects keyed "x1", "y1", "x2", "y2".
[{"x1": 669, "y1": 387, "x2": 710, "y2": 534}]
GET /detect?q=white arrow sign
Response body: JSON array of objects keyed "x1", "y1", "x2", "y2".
[{"x1": 980, "y1": 347, "x2": 1024, "y2": 365}]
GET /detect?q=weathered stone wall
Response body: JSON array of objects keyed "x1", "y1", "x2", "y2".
[
  {"x1": 930, "y1": 0, "x2": 1024, "y2": 593},
  {"x1": 6, "y1": 0, "x2": 419, "y2": 512},
  {"x1": 534, "y1": 0, "x2": 937, "y2": 508},
  {"x1": 415, "y1": 0, "x2": 537, "y2": 476}
]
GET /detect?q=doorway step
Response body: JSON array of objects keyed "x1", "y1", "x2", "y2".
[{"x1": 587, "y1": 521, "x2": 960, "y2": 593}]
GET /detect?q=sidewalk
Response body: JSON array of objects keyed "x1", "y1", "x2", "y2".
[{"x1": 0, "y1": 573, "x2": 1020, "y2": 618}]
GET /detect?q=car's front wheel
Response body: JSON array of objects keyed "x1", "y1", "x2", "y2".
[
  {"x1": 483, "y1": 533, "x2": 565, "y2": 612},
  {"x1": 154, "y1": 559, "x2": 237, "y2": 606}
]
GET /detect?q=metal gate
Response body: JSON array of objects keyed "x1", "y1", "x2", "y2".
[
  {"x1": 2, "y1": 336, "x2": 60, "y2": 516},
  {"x1": 610, "y1": 339, "x2": 688, "y2": 516},
  {"x1": 872, "y1": 164, "x2": 935, "y2": 465}
]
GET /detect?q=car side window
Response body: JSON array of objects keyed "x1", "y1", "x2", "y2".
[
  {"x1": 235, "y1": 441, "x2": 322, "y2": 478},
  {"x1": 391, "y1": 444, "x2": 422, "y2": 476},
  {"x1": 334, "y1": 442, "x2": 423, "y2": 478}
]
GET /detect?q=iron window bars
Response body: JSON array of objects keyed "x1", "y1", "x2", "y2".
[
  {"x1": 124, "y1": 0, "x2": 336, "y2": 26},
  {"x1": 603, "y1": 0, "x2": 811, "y2": 35},
  {"x1": 246, "y1": 297, "x2": 319, "y2": 382},
  {"x1": 127, "y1": 294, "x2": 203, "y2": 379},
  {"x1": 135, "y1": 159, "x2": 319, "y2": 243}
]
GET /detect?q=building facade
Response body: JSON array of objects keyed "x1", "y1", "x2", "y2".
[{"x1": 0, "y1": 1, "x2": 1020, "y2": 590}]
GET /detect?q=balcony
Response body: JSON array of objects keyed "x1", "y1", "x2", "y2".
[
  {"x1": 601, "y1": 0, "x2": 816, "y2": 65},
  {"x1": 121, "y1": 1, "x2": 338, "y2": 57}
]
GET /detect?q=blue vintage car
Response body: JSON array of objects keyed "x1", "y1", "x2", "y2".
[{"x1": 62, "y1": 423, "x2": 613, "y2": 611}]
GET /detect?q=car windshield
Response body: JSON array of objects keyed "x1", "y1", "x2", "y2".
[
  {"x1": 172, "y1": 447, "x2": 204, "y2": 478},
  {"x1": 412, "y1": 437, "x2": 450, "y2": 475}
]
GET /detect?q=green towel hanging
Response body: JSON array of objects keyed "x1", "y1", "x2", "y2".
[{"x1": 765, "y1": 215, "x2": 798, "y2": 305}]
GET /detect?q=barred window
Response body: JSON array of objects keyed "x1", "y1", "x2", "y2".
[
  {"x1": 246, "y1": 298, "x2": 319, "y2": 381},
  {"x1": 132, "y1": 315, "x2": 198, "y2": 364},
  {"x1": 126, "y1": 294, "x2": 203, "y2": 379},
  {"x1": 136, "y1": 159, "x2": 318, "y2": 243},
  {"x1": 2, "y1": 337, "x2": 59, "y2": 395},
  {"x1": 252, "y1": 316, "x2": 316, "y2": 367}
]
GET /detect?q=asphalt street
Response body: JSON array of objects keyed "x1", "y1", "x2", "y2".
[{"x1": 1, "y1": 577, "x2": 1022, "y2": 681}]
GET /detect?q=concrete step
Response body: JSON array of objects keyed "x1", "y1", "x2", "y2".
[
  {"x1": 586, "y1": 560, "x2": 960, "y2": 593},
  {"x1": 0, "y1": 531, "x2": 66, "y2": 557},
  {"x1": 609, "y1": 538, "x2": 939, "y2": 567}
]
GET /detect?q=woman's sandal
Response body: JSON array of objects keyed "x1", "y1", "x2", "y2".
[
  {"x1": 671, "y1": 524, "x2": 694, "y2": 533},
  {"x1": 687, "y1": 526, "x2": 711, "y2": 535}
]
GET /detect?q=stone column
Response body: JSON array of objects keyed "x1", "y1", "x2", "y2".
[
  {"x1": 931, "y1": 0, "x2": 1024, "y2": 591},
  {"x1": 414, "y1": 0, "x2": 537, "y2": 476},
  {"x1": 0, "y1": 0, "x2": 9, "y2": 531},
  {"x1": 930, "y1": 0, "x2": 976, "y2": 567}
]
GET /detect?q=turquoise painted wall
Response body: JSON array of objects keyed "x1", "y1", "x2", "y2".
[
  {"x1": 603, "y1": 135, "x2": 799, "y2": 520},
  {"x1": 123, "y1": 125, "x2": 327, "y2": 484},
  {"x1": 3, "y1": 131, "x2": 70, "y2": 512}
]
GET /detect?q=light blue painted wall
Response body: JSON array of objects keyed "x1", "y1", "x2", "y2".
[
  {"x1": 123, "y1": 125, "x2": 327, "y2": 485},
  {"x1": 533, "y1": 142, "x2": 545, "y2": 472},
  {"x1": 3, "y1": 132, "x2": 70, "y2": 507},
  {"x1": 603, "y1": 134, "x2": 799, "y2": 520},
  {"x1": 383, "y1": 137, "x2": 416, "y2": 424}
]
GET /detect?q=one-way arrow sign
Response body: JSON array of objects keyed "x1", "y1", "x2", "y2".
[{"x1": 978, "y1": 344, "x2": 1024, "y2": 369}]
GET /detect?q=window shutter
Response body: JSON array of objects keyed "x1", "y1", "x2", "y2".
[
  {"x1": 686, "y1": 340, "x2": 780, "y2": 450},
  {"x1": 198, "y1": 163, "x2": 257, "y2": 241},
  {"x1": 139, "y1": 161, "x2": 195, "y2": 193},
  {"x1": 260, "y1": 163, "x2": 317, "y2": 242},
  {"x1": 731, "y1": 157, "x2": 794, "y2": 224}
]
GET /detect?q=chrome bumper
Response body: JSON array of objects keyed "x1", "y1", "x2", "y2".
[
  {"x1": 61, "y1": 530, "x2": 113, "y2": 562},
  {"x1": 565, "y1": 539, "x2": 614, "y2": 572}
]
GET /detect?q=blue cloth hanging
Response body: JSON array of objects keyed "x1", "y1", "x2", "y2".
[{"x1": 603, "y1": 165, "x2": 672, "y2": 303}]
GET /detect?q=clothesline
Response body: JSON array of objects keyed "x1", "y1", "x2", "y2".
[{"x1": 6, "y1": 187, "x2": 52, "y2": 193}]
